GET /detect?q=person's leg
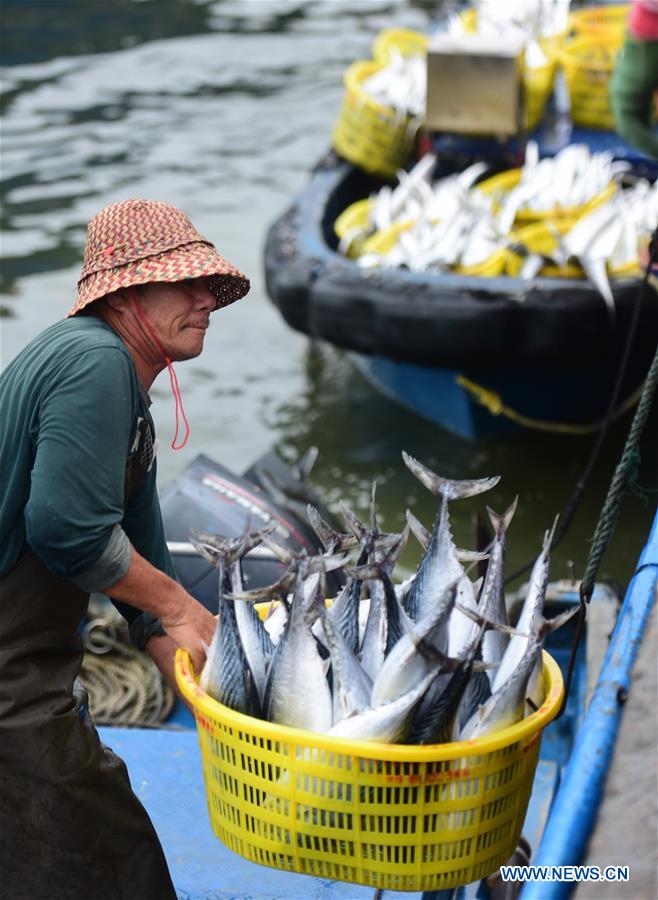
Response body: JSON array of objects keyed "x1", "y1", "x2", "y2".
[{"x1": 0, "y1": 685, "x2": 177, "y2": 900}]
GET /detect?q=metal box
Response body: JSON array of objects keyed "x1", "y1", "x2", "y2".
[{"x1": 425, "y1": 33, "x2": 525, "y2": 136}]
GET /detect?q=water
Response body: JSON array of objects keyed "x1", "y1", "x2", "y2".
[{"x1": 1, "y1": 0, "x2": 655, "y2": 591}]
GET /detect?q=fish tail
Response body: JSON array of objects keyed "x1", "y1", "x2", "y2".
[
  {"x1": 402, "y1": 451, "x2": 500, "y2": 501},
  {"x1": 486, "y1": 495, "x2": 519, "y2": 538},
  {"x1": 307, "y1": 505, "x2": 356, "y2": 553},
  {"x1": 190, "y1": 529, "x2": 252, "y2": 568}
]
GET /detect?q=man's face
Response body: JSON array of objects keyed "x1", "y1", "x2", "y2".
[{"x1": 138, "y1": 277, "x2": 216, "y2": 361}]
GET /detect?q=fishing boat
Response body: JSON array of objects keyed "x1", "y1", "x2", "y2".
[
  {"x1": 264, "y1": 130, "x2": 657, "y2": 442},
  {"x1": 89, "y1": 450, "x2": 658, "y2": 898},
  {"x1": 263, "y1": 3, "x2": 658, "y2": 441}
]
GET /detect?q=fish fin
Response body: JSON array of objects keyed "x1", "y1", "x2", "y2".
[
  {"x1": 472, "y1": 660, "x2": 499, "y2": 672},
  {"x1": 405, "y1": 509, "x2": 431, "y2": 551},
  {"x1": 292, "y1": 446, "x2": 319, "y2": 482},
  {"x1": 486, "y1": 495, "x2": 519, "y2": 538},
  {"x1": 369, "y1": 480, "x2": 380, "y2": 533},
  {"x1": 472, "y1": 576, "x2": 484, "y2": 601},
  {"x1": 538, "y1": 605, "x2": 579, "y2": 638},
  {"x1": 454, "y1": 600, "x2": 529, "y2": 637},
  {"x1": 456, "y1": 549, "x2": 490, "y2": 563},
  {"x1": 260, "y1": 533, "x2": 296, "y2": 564},
  {"x1": 339, "y1": 502, "x2": 369, "y2": 541},
  {"x1": 541, "y1": 514, "x2": 560, "y2": 557},
  {"x1": 402, "y1": 451, "x2": 500, "y2": 501}
]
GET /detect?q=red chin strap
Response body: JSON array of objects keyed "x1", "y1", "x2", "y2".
[{"x1": 129, "y1": 288, "x2": 190, "y2": 450}]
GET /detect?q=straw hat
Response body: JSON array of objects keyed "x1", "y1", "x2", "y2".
[{"x1": 68, "y1": 198, "x2": 250, "y2": 316}]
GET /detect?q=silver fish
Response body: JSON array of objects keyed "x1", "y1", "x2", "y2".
[
  {"x1": 193, "y1": 534, "x2": 261, "y2": 717},
  {"x1": 320, "y1": 612, "x2": 373, "y2": 725},
  {"x1": 328, "y1": 670, "x2": 437, "y2": 744},
  {"x1": 479, "y1": 498, "x2": 518, "y2": 683},
  {"x1": 261, "y1": 561, "x2": 333, "y2": 733},
  {"x1": 460, "y1": 608, "x2": 576, "y2": 740},
  {"x1": 371, "y1": 582, "x2": 459, "y2": 707},
  {"x1": 492, "y1": 516, "x2": 558, "y2": 708},
  {"x1": 401, "y1": 452, "x2": 499, "y2": 644},
  {"x1": 191, "y1": 527, "x2": 274, "y2": 705}
]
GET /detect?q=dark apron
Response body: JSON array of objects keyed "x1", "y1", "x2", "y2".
[{"x1": 0, "y1": 431, "x2": 177, "y2": 900}]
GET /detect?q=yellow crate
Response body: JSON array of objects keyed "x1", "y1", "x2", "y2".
[
  {"x1": 559, "y1": 34, "x2": 623, "y2": 130},
  {"x1": 569, "y1": 3, "x2": 630, "y2": 40},
  {"x1": 332, "y1": 59, "x2": 421, "y2": 180},
  {"x1": 372, "y1": 27, "x2": 429, "y2": 63},
  {"x1": 176, "y1": 648, "x2": 563, "y2": 892}
]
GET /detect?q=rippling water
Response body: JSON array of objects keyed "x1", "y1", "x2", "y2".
[{"x1": 2, "y1": 0, "x2": 655, "y2": 586}]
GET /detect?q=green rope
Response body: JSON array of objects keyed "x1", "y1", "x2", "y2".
[{"x1": 580, "y1": 342, "x2": 658, "y2": 603}]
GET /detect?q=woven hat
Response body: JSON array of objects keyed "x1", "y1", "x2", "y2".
[{"x1": 68, "y1": 198, "x2": 250, "y2": 316}]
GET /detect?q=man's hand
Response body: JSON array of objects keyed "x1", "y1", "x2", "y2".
[
  {"x1": 158, "y1": 589, "x2": 216, "y2": 674},
  {"x1": 103, "y1": 547, "x2": 216, "y2": 673}
]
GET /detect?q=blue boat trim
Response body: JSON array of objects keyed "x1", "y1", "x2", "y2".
[{"x1": 520, "y1": 508, "x2": 658, "y2": 900}]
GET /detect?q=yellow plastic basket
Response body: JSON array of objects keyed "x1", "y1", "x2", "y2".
[
  {"x1": 372, "y1": 27, "x2": 429, "y2": 63},
  {"x1": 332, "y1": 59, "x2": 421, "y2": 180},
  {"x1": 569, "y1": 3, "x2": 630, "y2": 40},
  {"x1": 176, "y1": 648, "x2": 563, "y2": 892},
  {"x1": 559, "y1": 34, "x2": 623, "y2": 130}
]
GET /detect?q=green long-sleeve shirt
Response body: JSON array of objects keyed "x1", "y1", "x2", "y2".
[{"x1": 0, "y1": 315, "x2": 175, "y2": 645}]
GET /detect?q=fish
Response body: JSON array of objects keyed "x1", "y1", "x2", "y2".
[
  {"x1": 358, "y1": 526, "x2": 410, "y2": 680},
  {"x1": 191, "y1": 526, "x2": 274, "y2": 705},
  {"x1": 401, "y1": 451, "x2": 499, "y2": 636},
  {"x1": 260, "y1": 558, "x2": 334, "y2": 733},
  {"x1": 459, "y1": 607, "x2": 577, "y2": 740},
  {"x1": 320, "y1": 611, "x2": 373, "y2": 725},
  {"x1": 479, "y1": 498, "x2": 518, "y2": 682},
  {"x1": 327, "y1": 670, "x2": 438, "y2": 744},
  {"x1": 187, "y1": 449, "x2": 571, "y2": 750},
  {"x1": 370, "y1": 581, "x2": 460, "y2": 707},
  {"x1": 492, "y1": 516, "x2": 558, "y2": 710},
  {"x1": 192, "y1": 533, "x2": 261, "y2": 717},
  {"x1": 406, "y1": 621, "x2": 487, "y2": 745}
]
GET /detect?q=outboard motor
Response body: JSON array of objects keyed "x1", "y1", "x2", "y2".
[{"x1": 160, "y1": 449, "x2": 345, "y2": 612}]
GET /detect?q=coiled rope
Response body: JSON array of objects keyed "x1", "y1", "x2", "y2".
[{"x1": 78, "y1": 620, "x2": 176, "y2": 727}]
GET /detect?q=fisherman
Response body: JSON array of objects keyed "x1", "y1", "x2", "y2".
[
  {"x1": 0, "y1": 198, "x2": 250, "y2": 899},
  {"x1": 610, "y1": 0, "x2": 658, "y2": 159}
]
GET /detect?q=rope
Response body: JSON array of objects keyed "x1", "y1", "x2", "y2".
[
  {"x1": 456, "y1": 374, "x2": 645, "y2": 436},
  {"x1": 579, "y1": 342, "x2": 658, "y2": 603},
  {"x1": 78, "y1": 624, "x2": 176, "y2": 728}
]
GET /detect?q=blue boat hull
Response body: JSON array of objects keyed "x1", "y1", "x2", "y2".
[{"x1": 351, "y1": 352, "x2": 645, "y2": 440}]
